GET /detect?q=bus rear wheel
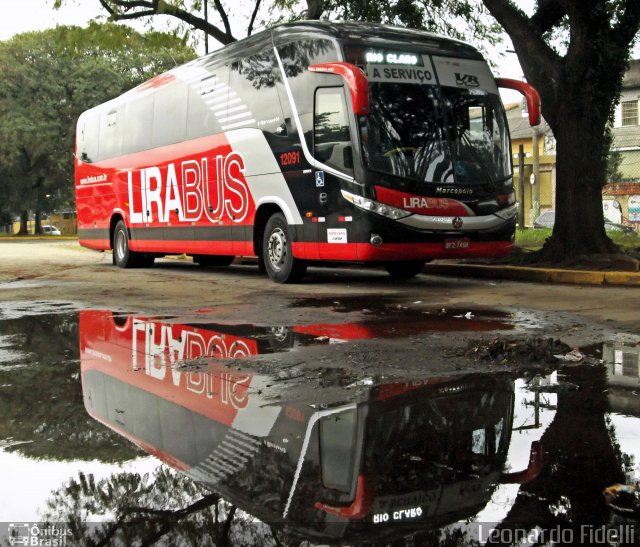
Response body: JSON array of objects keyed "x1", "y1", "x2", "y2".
[
  {"x1": 262, "y1": 213, "x2": 306, "y2": 283},
  {"x1": 113, "y1": 220, "x2": 154, "y2": 268},
  {"x1": 384, "y1": 260, "x2": 425, "y2": 279}
]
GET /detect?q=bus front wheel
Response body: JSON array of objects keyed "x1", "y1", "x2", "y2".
[
  {"x1": 384, "y1": 260, "x2": 425, "y2": 279},
  {"x1": 262, "y1": 213, "x2": 306, "y2": 283}
]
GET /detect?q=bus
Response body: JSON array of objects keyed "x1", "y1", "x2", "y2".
[{"x1": 75, "y1": 21, "x2": 540, "y2": 283}]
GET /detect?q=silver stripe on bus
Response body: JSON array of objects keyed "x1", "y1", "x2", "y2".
[
  {"x1": 273, "y1": 47, "x2": 355, "y2": 184},
  {"x1": 398, "y1": 212, "x2": 514, "y2": 231}
]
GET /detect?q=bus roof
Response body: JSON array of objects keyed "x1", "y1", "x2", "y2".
[
  {"x1": 211, "y1": 20, "x2": 484, "y2": 63},
  {"x1": 270, "y1": 20, "x2": 483, "y2": 59}
]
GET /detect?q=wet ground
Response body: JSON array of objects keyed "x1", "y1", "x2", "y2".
[{"x1": 1, "y1": 294, "x2": 639, "y2": 546}]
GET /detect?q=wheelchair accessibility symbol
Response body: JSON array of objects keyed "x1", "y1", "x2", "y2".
[{"x1": 315, "y1": 171, "x2": 325, "y2": 187}]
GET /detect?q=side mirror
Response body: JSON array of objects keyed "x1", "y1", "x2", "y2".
[
  {"x1": 309, "y1": 62, "x2": 370, "y2": 116},
  {"x1": 496, "y1": 78, "x2": 541, "y2": 127},
  {"x1": 500, "y1": 441, "x2": 543, "y2": 484}
]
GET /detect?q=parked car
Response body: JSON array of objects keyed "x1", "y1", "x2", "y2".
[
  {"x1": 533, "y1": 210, "x2": 637, "y2": 236},
  {"x1": 42, "y1": 225, "x2": 61, "y2": 236}
]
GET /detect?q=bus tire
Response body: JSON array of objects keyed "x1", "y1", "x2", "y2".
[
  {"x1": 113, "y1": 220, "x2": 140, "y2": 268},
  {"x1": 194, "y1": 255, "x2": 234, "y2": 267},
  {"x1": 262, "y1": 213, "x2": 307, "y2": 283},
  {"x1": 384, "y1": 260, "x2": 425, "y2": 279}
]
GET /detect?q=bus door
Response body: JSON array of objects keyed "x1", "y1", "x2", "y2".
[{"x1": 313, "y1": 85, "x2": 357, "y2": 260}]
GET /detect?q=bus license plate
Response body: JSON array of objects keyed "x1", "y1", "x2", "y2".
[{"x1": 444, "y1": 238, "x2": 470, "y2": 250}]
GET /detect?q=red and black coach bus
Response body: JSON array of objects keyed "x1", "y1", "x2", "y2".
[{"x1": 75, "y1": 21, "x2": 540, "y2": 283}]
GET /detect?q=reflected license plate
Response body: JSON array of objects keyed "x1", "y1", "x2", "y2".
[{"x1": 444, "y1": 238, "x2": 470, "y2": 250}]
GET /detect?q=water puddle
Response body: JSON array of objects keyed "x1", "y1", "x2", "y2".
[{"x1": 0, "y1": 307, "x2": 638, "y2": 545}]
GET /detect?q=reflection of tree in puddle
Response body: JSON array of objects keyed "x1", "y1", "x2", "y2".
[
  {"x1": 42, "y1": 468, "x2": 276, "y2": 547},
  {"x1": 0, "y1": 313, "x2": 139, "y2": 462},
  {"x1": 485, "y1": 365, "x2": 630, "y2": 546}
]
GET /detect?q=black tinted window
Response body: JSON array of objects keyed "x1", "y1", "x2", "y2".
[
  {"x1": 314, "y1": 87, "x2": 353, "y2": 174},
  {"x1": 98, "y1": 107, "x2": 123, "y2": 160},
  {"x1": 123, "y1": 95, "x2": 153, "y2": 155},
  {"x1": 186, "y1": 64, "x2": 229, "y2": 140},
  {"x1": 152, "y1": 82, "x2": 188, "y2": 148},
  {"x1": 229, "y1": 51, "x2": 283, "y2": 134}
]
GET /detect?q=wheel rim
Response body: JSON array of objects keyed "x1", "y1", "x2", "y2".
[
  {"x1": 267, "y1": 227, "x2": 287, "y2": 271},
  {"x1": 115, "y1": 230, "x2": 126, "y2": 260}
]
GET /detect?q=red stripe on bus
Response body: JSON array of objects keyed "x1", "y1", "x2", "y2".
[{"x1": 292, "y1": 241, "x2": 511, "y2": 261}]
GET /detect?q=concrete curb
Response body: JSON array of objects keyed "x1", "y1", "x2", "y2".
[{"x1": 423, "y1": 263, "x2": 640, "y2": 287}]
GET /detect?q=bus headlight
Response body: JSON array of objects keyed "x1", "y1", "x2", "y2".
[
  {"x1": 494, "y1": 203, "x2": 518, "y2": 220},
  {"x1": 341, "y1": 190, "x2": 411, "y2": 220}
]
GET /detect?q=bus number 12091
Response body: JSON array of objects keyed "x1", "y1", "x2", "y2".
[{"x1": 280, "y1": 151, "x2": 301, "y2": 166}]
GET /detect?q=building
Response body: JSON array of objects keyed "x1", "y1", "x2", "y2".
[
  {"x1": 506, "y1": 102, "x2": 556, "y2": 226},
  {"x1": 608, "y1": 59, "x2": 640, "y2": 227},
  {"x1": 508, "y1": 59, "x2": 640, "y2": 231}
]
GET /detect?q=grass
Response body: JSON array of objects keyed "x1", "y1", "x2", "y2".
[
  {"x1": 515, "y1": 228, "x2": 552, "y2": 250},
  {"x1": 516, "y1": 228, "x2": 640, "y2": 255}
]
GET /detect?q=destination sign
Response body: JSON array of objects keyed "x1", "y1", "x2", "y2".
[{"x1": 365, "y1": 50, "x2": 423, "y2": 66}]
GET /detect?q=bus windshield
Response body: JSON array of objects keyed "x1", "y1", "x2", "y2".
[{"x1": 361, "y1": 81, "x2": 511, "y2": 188}]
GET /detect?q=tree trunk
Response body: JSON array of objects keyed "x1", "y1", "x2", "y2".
[
  {"x1": 490, "y1": 366, "x2": 625, "y2": 543},
  {"x1": 18, "y1": 209, "x2": 29, "y2": 235},
  {"x1": 539, "y1": 112, "x2": 618, "y2": 261},
  {"x1": 35, "y1": 209, "x2": 43, "y2": 235}
]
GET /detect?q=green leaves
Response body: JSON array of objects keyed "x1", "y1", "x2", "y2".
[{"x1": 0, "y1": 23, "x2": 195, "y2": 217}]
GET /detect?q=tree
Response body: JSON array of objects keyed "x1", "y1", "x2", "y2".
[
  {"x1": 481, "y1": 0, "x2": 640, "y2": 261},
  {"x1": 0, "y1": 24, "x2": 195, "y2": 234},
  {"x1": 54, "y1": 0, "x2": 266, "y2": 46},
  {"x1": 0, "y1": 313, "x2": 141, "y2": 462},
  {"x1": 307, "y1": 0, "x2": 502, "y2": 48},
  {"x1": 56, "y1": 0, "x2": 502, "y2": 53},
  {"x1": 43, "y1": 468, "x2": 277, "y2": 546}
]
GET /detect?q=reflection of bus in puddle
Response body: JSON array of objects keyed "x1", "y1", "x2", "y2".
[{"x1": 80, "y1": 310, "x2": 540, "y2": 542}]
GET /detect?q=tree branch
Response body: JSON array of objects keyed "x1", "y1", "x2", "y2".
[
  {"x1": 529, "y1": 0, "x2": 566, "y2": 35},
  {"x1": 306, "y1": 0, "x2": 324, "y2": 20},
  {"x1": 247, "y1": 0, "x2": 262, "y2": 36},
  {"x1": 98, "y1": 0, "x2": 237, "y2": 45},
  {"x1": 211, "y1": 0, "x2": 232, "y2": 37},
  {"x1": 612, "y1": 0, "x2": 640, "y2": 51},
  {"x1": 482, "y1": 0, "x2": 562, "y2": 111}
]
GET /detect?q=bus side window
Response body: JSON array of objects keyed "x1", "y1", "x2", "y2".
[
  {"x1": 276, "y1": 39, "x2": 339, "y2": 150},
  {"x1": 123, "y1": 95, "x2": 153, "y2": 155},
  {"x1": 186, "y1": 63, "x2": 229, "y2": 140},
  {"x1": 314, "y1": 87, "x2": 353, "y2": 174},
  {"x1": 228, "y1": 51, "x2": 283, "y2": 134},
  {"x1": 152, "y1": 82, "x2": 188, "y2": 148},
  {"x1": 319, "y1": 408, "x2": 358, "y2": 493},
  {"x1": 78, "y1": 113, "x2": 99, "y2": 163},
  {"x1": 98, "y1": 107, "x2": 124, "y2": 161}
]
